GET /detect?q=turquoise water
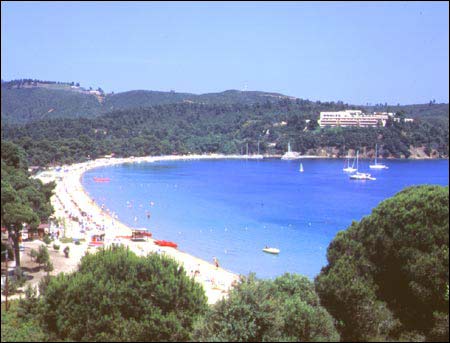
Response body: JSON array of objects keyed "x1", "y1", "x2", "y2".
[{"x1": 82, "y1": 158, "x2": 449, "y2": 279}]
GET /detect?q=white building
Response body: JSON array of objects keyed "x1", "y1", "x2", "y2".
[
  {"x1": 375, "y1": 112, "x2": 414, "y2": 123},
  {"x1": 318, "y1": 110, "x2": 390, "y2": 128}
]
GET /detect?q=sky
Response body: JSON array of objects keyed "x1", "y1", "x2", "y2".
[{"x1": 1, "y1": 1, "x2": 449, "y2": 105}]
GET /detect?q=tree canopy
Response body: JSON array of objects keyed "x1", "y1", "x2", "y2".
[
  {"x1": 193, "y1": 273, "x2": 339, "y2": 342},
  {"x1": 1, "y1": 141, "x2": 54, "y2": 266},
  {"x1": 315, "y1": 185, "x2": 449, "y2": 342},
  {"x1": 2, "y1": 101, "x2": 448, "y2": 167},
  {"x1": 36, "y1": 246, "x2": 208, "y2": 342}
]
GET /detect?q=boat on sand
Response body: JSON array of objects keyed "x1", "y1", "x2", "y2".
[{"x1": 154, "y1": 240, "x2": 178, "y2": 248}]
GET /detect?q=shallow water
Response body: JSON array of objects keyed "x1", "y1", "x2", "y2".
[{"x1": 82, "y1": 158, "x2": 449, "y2": 279}]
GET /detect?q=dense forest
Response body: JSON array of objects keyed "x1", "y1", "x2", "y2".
[
  {"x1": 2, "y1": 79, "x2": 448, "y2": 167},
  {"x1": 2, "y1": 100, "x2": 448, "y2": 166},
  {"x1": 2, "y1": 80, "x2": 303, "y2": 124},
  {"x1": 2, "y1": 79, "x2": 448, "y2": 125}
]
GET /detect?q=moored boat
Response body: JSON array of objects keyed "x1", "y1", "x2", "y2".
[
  {"x1": 369, "y1": 144, "x2": 388, "y2": 169},
  {"x1": 343, "y1": 153, "x2": 357, "y2": 172},
  {"x1": 349, "y1": 150, "x2": 376, "y2": 180},
  {"x1": 350, "y1": 172, "x2": 376, "y2": 180},
  {"x1": 281, "y1": 141, "x2": 300, "y2": 160},
  {"x1": 263, "y1": 247, "x2": 280, "y2": 254}
]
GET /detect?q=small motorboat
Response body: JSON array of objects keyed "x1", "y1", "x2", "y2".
[
  {"x1": 263, "y1": 247, "x2": 280, "y2": 254},
  {"x1": 154, "y1": 240, "x2": 178, "y2": 248}
]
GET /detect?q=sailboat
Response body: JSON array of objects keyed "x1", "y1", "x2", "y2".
[
  {"x1": 343, "y1": 153, "x2": 357, "y2": 173},
  {"x1": 350, "y1": 150, "x2": 376, "y2": 180},
  {"x1": 281, "y1": 141, "x2": 300, "y2": 160},
  {"x1": 299, "y1": 162, "x2": 304, "y2": 172},
  {"x1": 369, "y1": 144, "x2": 388, "y2": 169},
  {"x1": 253, "y1": 140, "x2": 264, "y2": 159}
]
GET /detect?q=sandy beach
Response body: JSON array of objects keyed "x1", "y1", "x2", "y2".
[{"x1": 32, "y1": 154, "x2": 269, "y2": 304}]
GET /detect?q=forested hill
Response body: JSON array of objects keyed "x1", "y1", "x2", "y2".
[
  {"x1": 2, "y1": 79, "x2": 448, "y2": 124},
  {"x1": 104, "y1": 89, "x2": 297, "y2": 111},
  {"x1": 1, "y1": 87, "x2": 104, "y2": 124},
  {"x1": 1, "y1": 80, "x2": 298, "y2": 124},
  {"x1": 2, "y1": 101, "x2": 448, "y2": 166}
]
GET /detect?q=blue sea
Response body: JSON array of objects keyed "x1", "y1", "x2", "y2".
[{"x1": 82, "y1": 158, "x2": 449, "y2": 279}]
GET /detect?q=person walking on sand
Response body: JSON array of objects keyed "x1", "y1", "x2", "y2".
[{"x1": 213, "y1": 256, "x2": 219, "y2": 269}]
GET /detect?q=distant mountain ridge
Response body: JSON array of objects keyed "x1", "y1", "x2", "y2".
[
  {"x1": 1, "y1": 80, "x2": 298, "y2": 124},
  {"x1": 1, "y1": 79, "x2": 448, "y2": 124}
]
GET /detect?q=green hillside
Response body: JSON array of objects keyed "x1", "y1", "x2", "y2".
[
  {"x1": 1, "y1": 87, "x2": 103, "y2": 124},
  {"x1": 1, "y1": 81, "x2": 299, "y2": 124},
  {"x1": 2, "y1": 79, "x2": 448, "y2": 125},
  {"x1": 363, "y1": 103, "x2": 449, "y2": 119},
  {"x1": 2, "y1": 101, "x2": 448, "y2": 166}
]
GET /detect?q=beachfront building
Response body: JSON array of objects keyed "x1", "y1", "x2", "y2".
[{"x1": 318, "y1": 110, "x2": 389, "y2": 128}]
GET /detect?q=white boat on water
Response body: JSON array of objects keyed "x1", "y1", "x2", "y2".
[
  {"x1": 245, "y1": 142, "x2": 264, "y2": 159},
  {"x1": 343, "y1": 153, "x2": 357, "y2": 173},
  {"x1": 281, "y1": 141, "x2": 300, "y2": 160},
  {"x1": 369, "y1": 144, "x2": 388, "y2": 169},
  {"x1": 299, "y1": 163, "x2": 304, "y2": 172},
  {"x1": 350, "y1": 172, "x2": 376, "y2": 180},
  {"x1": 349, "y1": 151, "x2": 376, "y2": 180},
  {"x1": 263, "y1": 247, "x2": 280, "y2": 254},
  {"x1": 252, "y1": 141, "x2": 264, "y2": 159}
]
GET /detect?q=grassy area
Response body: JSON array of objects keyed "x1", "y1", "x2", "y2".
[{"x1": 1, "y1": 301, "x2": 48, "y2": 342}]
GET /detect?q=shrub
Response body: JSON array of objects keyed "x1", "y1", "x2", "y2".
[
  {"x1": 43, "y1": 261, "x2": 53, "y2": 275},
  {"x1": 35, "y1": 245, "x2": 50, "y2": 269},
  {"x1": 43, "y1": 235, "x2": 51, "y2": 245},
  {"x1": 38, "y1": 246, "x2": 208, "y2": 341},
  {"x1": 28, "y1": 248, "x2": 38, "y2": 262},
  {"x1": 52, "y1": 244, "x2": 60, "y2": 251},
  {"x1": 1, "y1": 301, "x2": 48, "y2": 342},
  {"x1": 193, "y1": 273, "x2": 339, "y2": 342},
  {"x1": 1, "y1": 241, "x2": 14, "y2": 262}
]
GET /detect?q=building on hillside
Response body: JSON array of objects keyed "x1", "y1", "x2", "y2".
[
  {"x1": 374, "y1": 112, "x2": 414, "y2": 123},
  {"x1": 318, "y1": 110, "x2": 390, "y2": 128}
]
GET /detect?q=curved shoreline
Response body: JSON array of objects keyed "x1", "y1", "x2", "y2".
[
  {"x1": 36, "y1": 154, "x2": 274, "y2": 304},
  {"x1": 34, "y1": 153, "x2": 448, "y2": 303}
]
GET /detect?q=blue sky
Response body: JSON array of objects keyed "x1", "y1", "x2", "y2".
[{"x1": 2, "y1": 1, "x2": 449, "y2": 104}]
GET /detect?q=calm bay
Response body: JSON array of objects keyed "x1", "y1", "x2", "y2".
[{"x1": 82, "y1": 158, "x2": 449, "y2": 279}]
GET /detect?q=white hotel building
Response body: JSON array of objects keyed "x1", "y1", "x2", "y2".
[{"x1": 318, "y1": 110, "x2": 394, "y2": 128}]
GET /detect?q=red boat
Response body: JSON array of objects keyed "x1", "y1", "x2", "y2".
[
  {"x1": 93, "y1": 177, "x2": 111, "y2": 182},
  {"x1": 154, "y1": 240, "x2": 178, "y2": 248}
]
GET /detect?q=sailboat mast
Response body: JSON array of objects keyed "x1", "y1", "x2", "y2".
[
  {"x1": 375, "y1": 144, "x2": 378, "y2": 165},
  {"x1": 356, "y1": 150, "x2": 359, "y2": 171},
  {"x1": 257, "y1": 141, "x2": 260, "y2": 155}
]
